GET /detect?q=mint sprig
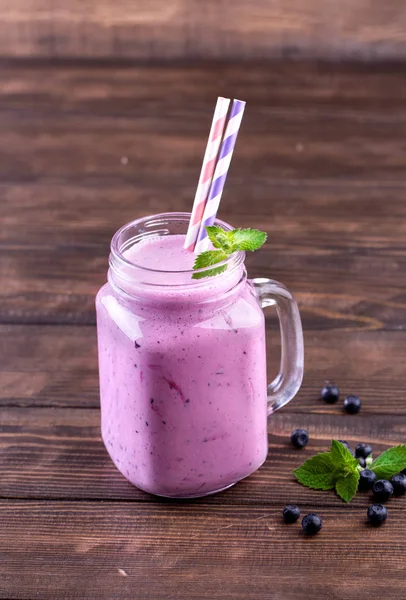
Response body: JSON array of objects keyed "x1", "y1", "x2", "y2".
[
  {"x1": 369, "y1": 445, "x2": 406, "y2": 479},
  {"x1": 192, "y1": 226, "x2": 267, "y2": 279},
  {"x1": 293, "y1": 441, "x2": 406, "y2": 503},
  {"x1": 335, "y1": 471, "x2": 360, "y2": 503},
  {"x1": 292, "y1": 452, "x2": 337, "y2": 491},
  {"x1": 330, "y1": 439, "x2": 358, "y2": 471}
]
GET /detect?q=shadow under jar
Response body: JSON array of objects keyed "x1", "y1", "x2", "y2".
[{"x1": 96, "y1": 213, "x2": 304, "y2": 498}]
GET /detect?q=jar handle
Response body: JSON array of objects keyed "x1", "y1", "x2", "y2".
[{"x1": 252, "y1": 278, "x2": 304, "y2": 416}]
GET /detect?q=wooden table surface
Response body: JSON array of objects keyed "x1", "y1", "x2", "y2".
[{"x1": 1, "y1": 61, "x2": 406, "y2": 600}]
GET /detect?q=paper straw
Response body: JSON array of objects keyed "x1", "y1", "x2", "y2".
[
  {"x1": 184, "y1": 97, "x2": 231, "y2": 252},
  {"x1": 194, "y1": 99, "x2": 246, "y2": 254}
]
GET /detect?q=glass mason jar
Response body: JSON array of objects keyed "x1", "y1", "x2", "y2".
[{"x1": 96, "y1": 213, "x2": 304, "y2": 498}]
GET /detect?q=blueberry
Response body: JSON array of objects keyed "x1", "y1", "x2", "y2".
[
  {"x1": 302, "y1": 513, "x2": 322, "y2": 535},
  {"x1": 321, "y1": 384, "x2": 340, "y2": 404},
  {"x1": 343, "y1": 395, "x2": 361, "y2": 414},
  {"x1": 367, "y1": 504, "x2": 388, "y2": 526},
  {"x1": 355, "y1": 443, "x2": 372, "y2": 459},
  {"x1": 283, "y1": 505, "x2": 301, "y2": 524},
  {"x1": 372, "y1": 479, "x2": 394, "y2": 502},
  {"x1": 390, "y1": 474, "x2": 406, "y2": 496},
  {"x1": 358, "y1": 469, "x2": 377, "y2": 491},
  {"x1": 291, "y1": 429, "x2": 309, "y2": 449},
  {"x1": 358, "y1": 457, "x2": 367, "y2": 468}
]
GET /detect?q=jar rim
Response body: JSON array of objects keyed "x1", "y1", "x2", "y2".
[{"x1": 110, "y1": 212, "x2": 245, "y2": 284}]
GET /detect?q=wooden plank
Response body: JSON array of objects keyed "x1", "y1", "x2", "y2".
[
  {"x1": 0, "y1": 326, "x2": 98, "y2": 407},
  {"x1": 2, "y1": 64, "x2": 406, "y2": 326},
  {"x1": 0, "y1": 500, "x2": 405, "y2": 600},
  {"x1": 0, "y1": 66, "x2": 406, "y2": 185},
  {"x1": 3, "y1": 62, "x2": 406, "y2": 114},
  {"x1": 3, "y1": 239, "x2": 406, "y2": 328},
  {"x1": 1, "y1": 63, "x2": 406, "y2": 600},
  {"x1": 3, "y1": 182, "x2": 406, "y2": 247},
  {"x1": 1, "y1": 1, "x2": 406, "y2": 61},
  {"x1": 0, "y1": 405, "x2": 405, "y2": 504},
  {"x1": 3, "y1": 182, "x2": 406, "y2": 329},
  {"x1": 2, "y1": 325, "x2": 406, "y2": 414}
]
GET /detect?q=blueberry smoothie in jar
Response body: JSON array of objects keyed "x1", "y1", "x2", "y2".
[{"x1": 96, "y1": 214, "x2": 268, "y2": 497}]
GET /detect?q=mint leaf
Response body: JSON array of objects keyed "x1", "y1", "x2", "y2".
[
  {"x1": 294, "y1": 441, "x2": 360, "y2": 501},
  {"x1": 205, "y1": 226, "x2": 234, "y2": 251},
  {"x1": 330, "y1": 441, "x2": 359, "y2": 501},
  {"x1": 369, "y1": 445, "x2": 406, "y2": 479},
  {"x1": 229, "y1": 228, "x2": 267, "y2": 252},
  {"x1": 293, "y1": 439, "x2": 406, "y2": 503},
  {"x1": 192, "y1": 249, "x2": 228, "y2": 280},
  {"x1": 335, "y1": 470, "x2": 360, "y2": 503},
  {"x1": 193, "y1": 250, "x2": 228, "y2": 270},
  {"x1": 192, "y1": 225, "x2": 267, "y2": 279},
  {"x1": 331, "y1": 440, "x2": 358, "y2": 471},
  {"x1": 192, "y1": 264, "x2": 227, "y2": 280},
  {"x1": 293, "y1": 452, "x2": 337, "y2": 490}
]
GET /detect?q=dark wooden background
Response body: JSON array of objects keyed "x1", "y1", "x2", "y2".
[
  {"x1": 1, "y1": 0, "x2": 406, "y2": 60},
  {"x1": 1, "y1": 1, "x2": 406, "y2": 597},
  {"x1": 1, "y1": 60, "x2": 406, "y2": 599}
]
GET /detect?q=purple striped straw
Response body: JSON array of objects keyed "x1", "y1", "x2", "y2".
[
  {"x1": 194, "y1": 99, "x2": 246, "y2": 254},
  {"x1": 184, "y1": 97, "x2": 230, "y2": 252}
]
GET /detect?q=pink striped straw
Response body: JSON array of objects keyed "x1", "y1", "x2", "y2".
[
  {"x1": 184, "y1": 97, "x2": 231, "y2": 252},
  {"x1": 194, "y1": 99, "x2": 246, "y2": 254}
]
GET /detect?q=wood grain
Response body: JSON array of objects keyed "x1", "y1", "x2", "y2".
[
  {"x1": 1, "y1": 406, "x2": 405, "y2": 505},
  {"x1": 2, "y1": 61, "x2": 406, "y2": 600},
  {"x1": 2, "y1": 325, "x2": 406, "y2": 415},
  {"x1": 4, "y1": 241, "x2": 406, "y2": 328},
  {"x1": 1, "y1": 501, "x2": 405, "y2": 600},
  {"x1": 4, "y1": 62, "x2": 406, "y2": 113},
  {"x1": 2, "y1": 64, "x2": 406, "y2": 328},
  {"x1": 1, "y1": 1, "x2": 406, "y2": 61},
  {"x1": 3, "y1": 66, "x2": 406, "y2": 184}
]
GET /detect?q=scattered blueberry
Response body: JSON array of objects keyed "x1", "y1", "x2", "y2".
[
  {"x1": 291, "y1": 429, "x2": 309, "y2": 449},
  {"x1": 343, "y1": 395, "x2": 361, "y2": 414},
  {"x1": 302, "y1": 513, "x2": 322, "y2": 535},
  {"x1": 358, "y1": 457, "x2": 367, "y2": 468},
  {"x1": 372, "y1": 479, "x2": 394, "y2": 502},
  {"x1": 390, "y1": 473, "x2": 406, "y2": 496},
  {"x1": 358, "y1": 469, "x2": 377, "y2": 492},
  {"x1": 321, "y1": 384, "x2": 340, "y2": 404},
  {"x1": 355, "y1": 443, "x2": 372, "y2": 459},
  {"x1": 367, "y1": 504, "x2": 388, "y2": 526},
  {"x1": 283, "y1": 505, "x2": 301, "y2": 524}
]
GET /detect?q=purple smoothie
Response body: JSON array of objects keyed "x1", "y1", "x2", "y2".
[{"x1": 96, "y1": 233, "x2": 268, "y2": 497}]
